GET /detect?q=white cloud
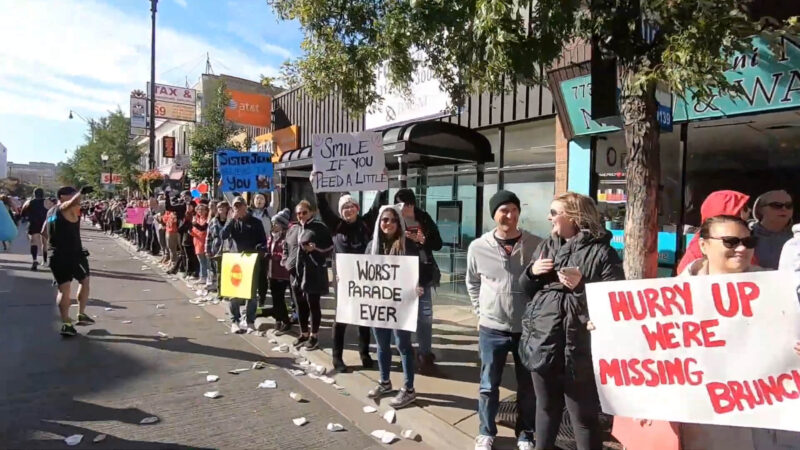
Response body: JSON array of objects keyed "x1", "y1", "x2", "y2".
[
  {"x1": 225, "y1": 22, "x2": 293, "y2": 60},
  {"x1": 174, "y1": 0, "x2": 188, "y2": 8},
  {"x1": 0, "y1": 0, "x2": 281, "y2": 122}
]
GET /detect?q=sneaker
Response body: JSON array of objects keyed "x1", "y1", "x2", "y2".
[
  {"x1": 231, "y1": 323, "x2": 245, "y2": 334},
  {"x1": 516, "y1": 441, "x2": 534, "y2": 450},
  {"x1": 40, "y1": 260, "x2": 48, "y2": 268},
  {"x1": 475, "y1": 435, "x2": 494, "y2": 450},
  {"x1": 31, "y1": 261, "x2": 38, "y2": 271},
  {"x1": 76, "y1": 313, "x2": 95, "y2": 325},
  {"x1": 367, "y1": 381, "x2": 393, "y2": 399},
  {"x1": 60, "y1": 323, "x2": 77, "y2": 337},
  {"x1": 246, "y1": 322, "x2": 257, "y2": 334},
  {"x1": 274, "y1": 321, "x2": 291, "y2": 336},
  {"x1": 304, "y1": 336, "x2": 319, "y2": 350},
  {"x1": 332, "y1": 357, "x2": 348, "y2": 374},
  {"x1": 293, "y1": 335, "x2": 309, "y2": 348},
  {"x1": 389, "y1": 387, "x2": 417, "y2": 409}
]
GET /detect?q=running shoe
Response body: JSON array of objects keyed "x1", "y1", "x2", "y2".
[
  {"x1": 293, "y1": 335, "x2": 309, "y2": 348},
  {"x1": 304, "y1": 336, "x2": 319, "y2": 350},
  {"x1": 31, "y1": 261, "x2": 38, "y2": 271},
  {"x1": 389, "y1": 387, "x2": 417, "y2": 409},
  {"x1": 273, "y1": 321, "x2": 291, "y2": 336},
  {"x1": 77, "y1": 313, "x2": 95, "y2": 325},
  {"x1": 367, "y1": 381, "x2": 393, "y2": 399},
  {"x1": 60, "y1": 323, "x2": 77, "y2": 337},
  {"x1": 231, "y1": 323, "x2": 244, "y2": 334}
]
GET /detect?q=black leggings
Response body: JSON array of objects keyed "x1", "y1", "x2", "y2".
[
  {"x1": 269, "y1": 279, "x2": 290, "y2": 323},
  {"x1": 182, "y1": 244, "x2": 198, "y2": 277},
  {"x1": 293, "y1": 284, "x2": 321, "y2": 334},
  {"x1": 332, "y1": 322, "x2": 371, "y2": 359},
  {"x1": 531, "y1": 371, "x2": 602, "y2": 450}
]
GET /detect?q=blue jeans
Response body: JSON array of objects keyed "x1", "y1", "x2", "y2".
[
  {"x1": 416, "y1": 286, "x2": 433, "y2": 356},
  {"x1": 373, "y1": 327, "x2": 414, "y2": 390},
  {"x1": 478, "y1": 326, "x2": 535, "y2": 442},
  {"x1": 230, "y1": 298, "x2": 257, "y2": 324},
  {"x1": 197, "y1": 253, "x2": 208, "y2": 280}
]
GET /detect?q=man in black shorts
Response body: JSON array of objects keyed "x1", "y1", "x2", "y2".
[
  {"x1": 20, "y1": 188, "x2": 50, "y2": 271},
  {"x1": 42, "y1": 185, "x2": 94, "y2": 337}
]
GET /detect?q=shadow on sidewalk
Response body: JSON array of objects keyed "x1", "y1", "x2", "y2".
[{"x1": 90, "y1": 269, "x2": 167, "y2": 284}]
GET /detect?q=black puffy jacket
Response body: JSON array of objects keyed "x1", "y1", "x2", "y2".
[
  {"x1": 292, "y1": 218, "x2": 334, "y2": 295},
  {"x1": 518, "y1": 230, "x2": 624, "y2": 382}
]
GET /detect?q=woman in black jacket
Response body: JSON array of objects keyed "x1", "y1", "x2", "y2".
[
  {"x1": 317, "y1": 191, "x2": 386, "y2": 372},
  {"x1": 518, "y1": 192, "x2": 624, "y2": 450},
  {"x1": 289, "y1": 200, "x2": 334, "y2": 351}
]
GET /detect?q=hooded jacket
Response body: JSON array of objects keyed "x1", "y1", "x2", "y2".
[
  {"x1": 466, "y1": 229, "x2": 543, "y2": 333},
  {"x1": 365, "y1": 205, "x2": 420, "y2": 260},
  {"x1": 289, "y1": 217, "x2": 333, "y2": 295},
  {"x1": 518, "y1": 230, "x2": 624, "y2": 380},
  {"x1": 206, "y1": 216, "x2": 230, "y2": 257},
  {"x1": 404, "y1": 206, "x2": 443, "y2": 287},
  {"x1": 316, "y1": 192, "x2": 385, "y2": 256},
  {"x1": 779, "y1": 224, "x2": 800, "y2": 272},
  {"x1": 677, "y1": 190, "x2": 751, "y2": 273}
]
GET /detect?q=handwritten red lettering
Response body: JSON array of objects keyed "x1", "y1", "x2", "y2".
[
  {"x1": 706, "y1": 370, "x2": 800, "y2": 414},
  {"x1": 599, "y1": 358, "x2": 704, "y2": 387}
]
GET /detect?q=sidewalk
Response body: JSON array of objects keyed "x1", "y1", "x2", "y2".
[{"x1": 112, "y1": 230, "x2": 522, "y2": 450}]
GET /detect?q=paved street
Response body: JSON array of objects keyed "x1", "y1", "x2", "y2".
[{"x1": 0, "y1": 224, "x2": 393, "y2": 450}]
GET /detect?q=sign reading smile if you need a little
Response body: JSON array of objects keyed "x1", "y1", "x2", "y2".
[
  {"x1": 311, "y1": 132, "x2": 388, "y2": 193},
  {"x1": 335, "y1": 254, "x2": 419, "y2": 332}
]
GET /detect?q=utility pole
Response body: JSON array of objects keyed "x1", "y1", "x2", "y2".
[{"x1": 149, "y1": 0, "x2": 158, "y2": 171}]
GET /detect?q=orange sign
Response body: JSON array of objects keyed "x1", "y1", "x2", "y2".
[
  {"x1": 256, "y1": 125, "x2": 299, "y2": 162},
  {"x1": 225, "y1": 91, "x2": 272, "y2": 127},
  {"x1": 230, "y1": 264, "x2": 243, "y2": 287}
]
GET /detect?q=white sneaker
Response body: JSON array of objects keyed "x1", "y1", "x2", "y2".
[
  {"x1": 516, "y1": 441, "x2": 534, "y2": 450},
  {"x1": 475, "y1": 435, "x2": 494, "y2": 450},
  {"x1": 231, "y1": 323, "x2": 244, "y2": 334}
]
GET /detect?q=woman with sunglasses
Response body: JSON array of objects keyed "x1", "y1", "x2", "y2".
[
  {"x1": 677, "y1": 190, "x2": 753, "y2": 273},
  {"x1": 365, "y1": 205, "x2": 422, "y2": 409},
  {"x1": 288, "y1": 200, "x2": 333, "y2": 350},
  {"x1": 750, "y1": 190, "x2": 794, "y2": 269},
  {"x1": 518, "y1": 192, "x2": 624, "y2": 450}
]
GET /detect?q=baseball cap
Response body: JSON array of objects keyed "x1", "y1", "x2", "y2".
[{"x1": 232, "y1": 196, "x2": 246, "y2": 206}]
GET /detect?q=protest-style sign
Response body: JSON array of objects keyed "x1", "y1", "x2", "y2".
[
  {"x1": 311, "y1": 132, "x2": 388, "y2": 193},
  {"x1": 220, "y1": 253, "x2": 260, "y2": 299},
  {"x1": 586, "y1": 271, "x2": 800, "y2": 432},
  {"x1": 216, "y1": 150, "x2": 274, "y2": 193},
  {"x1": 335, "y1": 254, "x2": 419, "y2": 332},
  {"x1": 124, "y1": 207, "x2": 147, "y2": 225}
]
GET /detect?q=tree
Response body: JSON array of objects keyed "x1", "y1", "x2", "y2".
[
  {"x1": 268, "y1": 0, "x2": 798, "y2": 279},
  {"x1": 188, "y1": 80, "x2": 240, "y2": 182},
  {"x1": 58, "y1": 109, "x2": 141, "y2": 196}
]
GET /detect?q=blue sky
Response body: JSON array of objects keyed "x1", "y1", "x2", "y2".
[{"x1": 0, "y1": 0, "x2": 303, "y2": 165}]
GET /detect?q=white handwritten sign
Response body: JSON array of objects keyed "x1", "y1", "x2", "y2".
[
  {"x1": 311, "y1": 132, "x2": 388, "y2": 193},
  {"x1": 586, "y1": 271, "x2": 800, "y2": 432},
  {"x1": 335, "y1": 254, "x2": 419, "y2": 332}
]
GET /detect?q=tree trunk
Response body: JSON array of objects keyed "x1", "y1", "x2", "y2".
[{"x1": 620, "y1": 75, "x2": 660, "y2": 280}]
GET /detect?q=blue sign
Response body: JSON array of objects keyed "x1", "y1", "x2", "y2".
[
  {"x1": 560, "y1": 34, "x2": 800, "y2": 136},
  {"x1": 216, "y1": 149, "x2": 274, "y2": 193},
  {"x1": 609, "y1": 230, "x2": 678, "y2": 265}
]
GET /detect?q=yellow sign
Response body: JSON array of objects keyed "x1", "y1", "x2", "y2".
[{"x1": 220, "y1": 253, "x2": 259, "y2": 299}]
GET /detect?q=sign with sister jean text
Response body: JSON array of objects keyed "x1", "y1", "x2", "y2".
[
  {"x1": 586, "y1": 271, "x2": 800, "y2": 432},
  {"x1": 216, "y1": 150, "x2": 274, "y2": 193},
  {"x1": 335, "y1": 254, "x2": 419, "y2": 332}
]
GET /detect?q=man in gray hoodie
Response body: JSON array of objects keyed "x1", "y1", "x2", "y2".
[{"x1": 466, "y1": 190, "x2": 542, "y2": 450}]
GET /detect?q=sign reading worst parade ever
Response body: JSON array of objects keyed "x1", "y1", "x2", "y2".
[
  {"x1": 311, "y1": 132, "x2": 388, "y2": 193},
  {"x1": 216, "y1": 150, "x2": 274, "y2": 193},
  {"x1": 586, "y1": 271, "x2": 800, "y2": 432},
  {"x1": 335, "y1": 254, "x2": 419, "y2": 332}
]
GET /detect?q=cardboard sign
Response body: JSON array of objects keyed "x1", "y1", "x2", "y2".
[
  {"x1": 216, "y1": 150, "x2": 274, "y2": 193},
  {"x1": 586, "y1": 271, "x2": 800, "y2": 432},
  {"x1": 311, "y1": 132, "x2": 388, "y2": 193},
  {"x1": 124, "y1": 207, "x2": 147, "y2": 225},
  {"x1": 220, "y1": 253, "x2": 259, "y2": 299},
  {"x1": 335, "y1": 254, "x2": 419, "y2": 332}
]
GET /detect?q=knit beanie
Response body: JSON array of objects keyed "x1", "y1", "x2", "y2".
[
  {"x1": 338, "y1": 194, "x2": 359, "y2": 217},
  {"x1": 489, "y1": 190, "x2": 521, "y2": 218},
  {"x1": 271, "y1": 208, "x2": 291, "y2": 229}
]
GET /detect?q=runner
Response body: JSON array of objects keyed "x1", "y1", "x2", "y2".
[
  {"x1": 20, "y1": 188, "x2": 50, "y2": 271},
  {"x1": 42, "y1": 185, "x2": 95, "y2": 337}
]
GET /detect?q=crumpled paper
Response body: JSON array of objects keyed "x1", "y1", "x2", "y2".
[
  {"x1": 257, "y1": 380, "x2": 277, "y2": 389},
  {"x1": 292, "y1": 417, "x2": 308, "y2": 426},
  {"x1": 326, "y1": 423, "x2": 344, "y2": 432},
  {"x1": 204, "y1": 391, "x2": 221, "y2": 398},
  {"x1": 206, "y1": 375, "x2": 219, "y2": 382},
  {"x1": 64, "y1": 434, "x2": 83, "y2": 446},
  {"x1": 370, "y1": 430, "x2": 397, "y2": 444}
]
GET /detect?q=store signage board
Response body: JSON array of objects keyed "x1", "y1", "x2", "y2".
[
  {"x1": 673, "y1": 35, "x2": 800, "y2": 121},
  {"x1": 100, "y1": 173, "x2": 122, "y2": 185},
  {"x1": 225, "y1": 90, "x2": 271, "y2": 127},
  {"x1": 130, "y1": 127, "x2": 147, "y2": 136},
  {"x1": 148, "y1": 82, "x2": 196, "y2": 105},
  {"x1": 154, "y1": 100, "x2": 195, "y2": 122},
  {"x1": 561, "y1": 35, "x2": 800, "y2": 136},
  {"x1": 130, "y1": 95, "x2": 147, "y2": 129},
  {"x1": 366, "y1": 52, "x2": 451, "y2": 129}
]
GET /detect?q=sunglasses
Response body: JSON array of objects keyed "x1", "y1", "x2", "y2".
[
  {"x1": 380, "y1": 217, "x2": 398, "y2": 224},
  {"x1": 705, "y1": 236, "x2": 758, "y2": 249},
  {"x1": 549, "y1": 209, "x2": 563, "y2": 217},
  {"x1": 765, "y1": 201, "x2": 793, "y2": 210}
]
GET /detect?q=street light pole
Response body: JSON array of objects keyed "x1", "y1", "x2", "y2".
[
  {"x1": 149, "y1": 0, "x2": 158, "y2": 171},
  {"x1": 69, "y1": 110, "x2": 95, "y2": 142}
]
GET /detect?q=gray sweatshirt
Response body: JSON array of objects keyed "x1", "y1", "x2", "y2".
[{"x1": 466, "y1": 229, "x2": 542, "y2": 333}]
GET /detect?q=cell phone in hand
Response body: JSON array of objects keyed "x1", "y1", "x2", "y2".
[{"x1": 559, "y1": 266, "x2": 580, "y2": 277}]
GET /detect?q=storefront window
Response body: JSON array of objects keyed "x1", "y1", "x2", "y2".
[
  {"x1": 481, "y1": 173, "x2": 498, "y2": 233},
  {"x1": 503, "y1": 170, "x2": 555, "y2": 238},
  {"x1": 504, "y1": 118, "x2": 557, "y2": 166}
]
